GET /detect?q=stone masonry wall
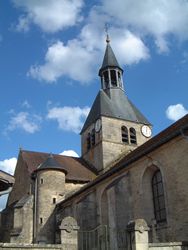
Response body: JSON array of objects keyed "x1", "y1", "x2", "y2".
[
  {"x1": 35, "y1": 170, "x2": 65, "y2": 244},
  {"x1": 82, "y1": 116, "x2": 151, "y2": 172},
  {"x1": 58, "y1": 135, "x2": 188, "y2": 244}
]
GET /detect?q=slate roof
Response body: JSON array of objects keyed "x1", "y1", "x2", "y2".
[
  {"x1": 81, "y1": 88, "x2": 151, "y2": 133},
  {"x1": 37, "y1": 154, "x2": 68, "y2": 174},
  {"x1": 99, "y1": 42, "x2": 123, "y2": 76},
  {"x1": 20, "y1": 150, "x2": 97, "y2": 182}
]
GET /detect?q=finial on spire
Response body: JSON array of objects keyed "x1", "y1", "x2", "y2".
[{"x1": 105, "y1": 24, "x2": 110, "y2": 43}]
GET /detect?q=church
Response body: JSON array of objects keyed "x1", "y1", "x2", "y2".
[{"x1": 1, "y1": 35, "x2": 188, "y2": 250}]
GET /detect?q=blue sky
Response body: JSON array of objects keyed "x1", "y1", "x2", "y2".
[{"x1": 0, "y1": 0, "x2": 188, "y2": 208}]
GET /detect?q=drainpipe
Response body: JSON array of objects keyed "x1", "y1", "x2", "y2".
[{"x1": 33, "y1": 175, "x2": 38, "y2": 243}]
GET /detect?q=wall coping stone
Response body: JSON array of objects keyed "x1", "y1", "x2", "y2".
[
  {"x1": 0, "y1": 243, "x2": 63, "y2": 248},
  {"x1": 149, "y1": 242, "x2": 188, "y2": 247}
]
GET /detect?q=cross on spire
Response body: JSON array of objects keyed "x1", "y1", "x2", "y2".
[{"x1": 105, "y1": 24, "x2": 110, "y2": 43}]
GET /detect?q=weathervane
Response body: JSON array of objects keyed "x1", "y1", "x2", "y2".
[{"x1": 105, "y1": 24, "x2": 110, "y2": 43}]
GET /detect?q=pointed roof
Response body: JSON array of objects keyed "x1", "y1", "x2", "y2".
[
  {"x1": 36, "y1": 154, "x2": 68, "y2": 174},
  {"x1": 20, "y1": 150, "x2": 97, "y2": 182},
  {"x1": 99, "y1": 41, "x2": 123, "y2": 76},
  {"x1": 81, "y1": 89, "x2": 151, "y2": 133}
]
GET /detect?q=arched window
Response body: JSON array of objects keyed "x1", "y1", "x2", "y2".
[
  {"x1": 121, "y1": 126, "x2": 128, "y2": 143},
  {"x1": 152, "y1": 170, "x2": 166, "y2": 223},
  {"x1": 87, "y1": 133, "x2": 91, "y2": 150},
  {"x1": 91, "y1": 129, "x2": 95, "y2": 146},
  {"x1": 110, "y1": 70, "x2": 117, "y2": 87},
  {"x1": 130, "y1": 128, "x2": 137, "y2": 144}
]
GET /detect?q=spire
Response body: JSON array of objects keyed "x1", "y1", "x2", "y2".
[{"x1": 99, "y1": 33, "x2": 124, "y2": 91}]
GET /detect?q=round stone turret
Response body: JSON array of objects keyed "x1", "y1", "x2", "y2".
[{"x1": 34, "y1": 154, "x2": 66, "y2": 243}]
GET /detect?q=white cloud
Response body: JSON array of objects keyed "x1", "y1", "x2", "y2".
[
  {"x1": 0, "y1": 157, "x2": 17, "y2": 175},
  {"x1": 111, "y1": 30, "x2": 149, "y2": 65},
  {"x1": 28, "y1": 30, "x2": 149, "y2": 83},
  {"x1": 47, "y1": 106, "x2": 90, "y2": 133},
  {"x1": 26, "y1": 0, "x2": 188, "y2": 84},
  {"x1": 60, "y1": 150, "x2": 79, "y2": 157},
  {"x1": 102, "y1": 0, "x2": 188, "y2": 52},
  {"x1": 6, "y1": 111, "x2": 42, "y2": 134},
  {"x1": 166, "y1": 104, "x2": 188, "y2": 121},
  {"x1": 13, "y1": 0, "x2": 84, "y2": 33},
  {"x1": 28, "y1": 40, "x2": 98, "y2": 83}
]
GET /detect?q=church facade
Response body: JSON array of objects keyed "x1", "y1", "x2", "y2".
[{"x1": 1, "y1": 36, "x2": 188, "y2": 249}]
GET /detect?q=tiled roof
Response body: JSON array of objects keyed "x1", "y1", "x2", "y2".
[{"x1": 20, "y1": 150, "x2": 97, "y2": 182}]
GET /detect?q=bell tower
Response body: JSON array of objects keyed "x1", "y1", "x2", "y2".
[{"x1": 81, "y1": 35, "x2": 152, "y2": 173}]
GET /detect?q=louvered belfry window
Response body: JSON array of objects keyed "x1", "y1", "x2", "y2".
[
  {"x1": 91, "y1": 129, "x2": 95, "y2": 146},
  {"x1": 130, "y1": 127, "x2": 137, "y2": 144},
  {"x1": 121, "y1": 126, "x2": 128, "y2": 143},
  {"x1": 87, "y1": 133, "x2": 91, "y2": 150}
]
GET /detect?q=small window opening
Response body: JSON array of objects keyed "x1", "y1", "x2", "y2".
[
  {"x1": 40, "y1": 178, "x2": 43, "y2": 184},
  {"x1": 121, "y1": 126, "x2": 128, "y2": 143},
  {"x1": 87, "y1": 133, "x2": 91, "y2": 150},
  {"x1": 91, "y1": 129, "x2": 95, "y2": 146},
  {"x1": 152, "y1": 170, "x2": 167, "y2": 223},
  {"x1": 40, "y1": 218, "x2": 43, "y2": 224},
  {"x1": 130, "y1": 128, "x2": 137, "y2": 144},
  {"x1": 103, "y1": 71, "x2": 109, "y2": 88},
  {"x1": 110, "y1": 70, "x2": 117, "y2": 87},
  {"x1": 53, "y1": 198, "x2": 56, "y2": 204},
  {"x1": 118, "y1": 71, "x2": 122, "y2": 87}
]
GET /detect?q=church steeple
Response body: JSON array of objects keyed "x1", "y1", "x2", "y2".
[
  {"x1": 99, "y1": 35, "x2": 124, "y2": 91},
  {"x1": 81, "y1": 34, "x2": 152, "y2": 173}
]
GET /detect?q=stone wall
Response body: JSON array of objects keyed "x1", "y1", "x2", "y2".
[
  {"x1": 81, "y1": 115, "x2": 151, "y2": 172},
  {"x1": 35, "y1": 170, "x2": 65, "y2": 244},
  {"x1": 58, "y1": 134, "x2": 188, "y2": 244},
  {"x1": 149, "y1": 242, "x2": 188, "y2": 250},
  {"x1": 0, "y1": 243, "x2": 64, "y2": 250},
  {"x1": 7, "y1": 154, "x2": 31, "y2": 206}
]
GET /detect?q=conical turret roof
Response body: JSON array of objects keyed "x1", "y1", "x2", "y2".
[{"x1": 36, "y1": 154, "x2": 67, "y2": 174}]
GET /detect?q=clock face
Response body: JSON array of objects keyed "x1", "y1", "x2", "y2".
[
  {"x1": 141, "y1": 125, "x2": 152, "y2": 138},
  {"x1": 95, "y1": 119, "x2": 102, "y2": 132}
]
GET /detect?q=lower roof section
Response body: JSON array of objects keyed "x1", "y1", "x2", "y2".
[{"x1": 20, "y1": 150, "x2": 97, "y2": 183}]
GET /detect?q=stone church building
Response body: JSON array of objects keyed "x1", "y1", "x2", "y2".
[{"x1": 1, "y1": 36, "x2": 188, "y2": 249}]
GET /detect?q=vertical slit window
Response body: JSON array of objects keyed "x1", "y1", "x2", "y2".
[
  {"x1": 130, "y1": 128, "x2": 137, "y2": 144},
  {"x1": 53, "y1": 198, "x2": 56, "y2": 204},
  {"x1": 110, "y1": 70, "x2": 117, "y2": 86},
  {"x1": 40, "y1": 218, "x2": 43, "y2": 224},
  {"x1": 40, "y1": 178, "x2": 43, "y2": 184},
  {"x1": 121, "y1": 126, "x2": 128, "y2": 143},
  {"x1": 91, "y1": 129, "x2": 95, "y2": 146},
  {"x1": 152, "y1": 170, "x2": 166, "y2": 223},
  {"x1": 87, "y1": 133, "x2": 91, "y2": 150}
]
